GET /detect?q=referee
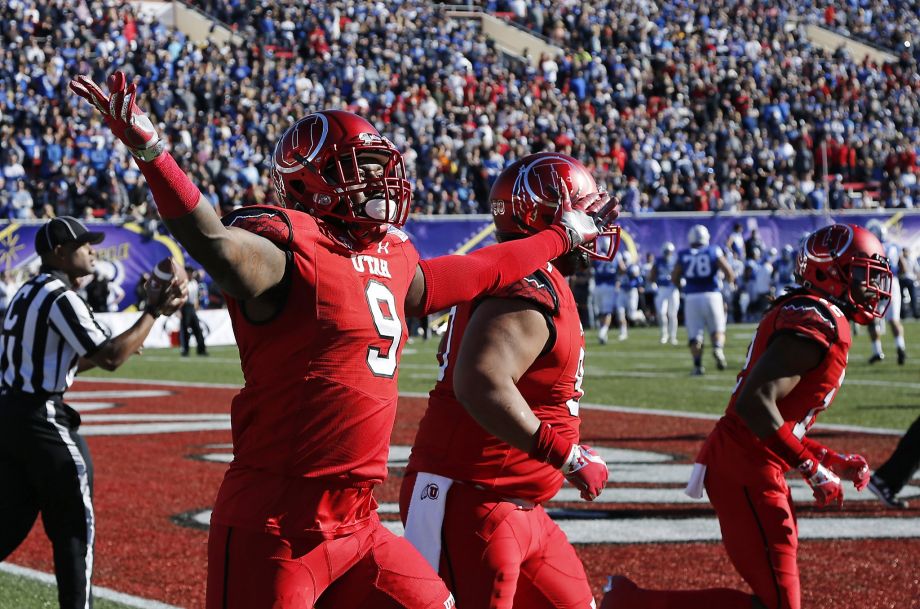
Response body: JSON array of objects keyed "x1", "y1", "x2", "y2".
[{"x1": 0, "y1": 216, "x2": 186, "y2": 609}]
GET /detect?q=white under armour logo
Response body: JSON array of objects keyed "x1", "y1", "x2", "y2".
[{"x1": 377, "y1": 241, "x2": 390, "y2": 254}]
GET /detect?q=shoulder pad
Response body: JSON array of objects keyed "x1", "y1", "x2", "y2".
[
  {"x1": 221, "y1": 206, "x2": 293, "y2": 247},
  {"x1": 773, "y1": 295, "x2": 840, "y2": 349},
  {"x1": 490, "y1": 269, "x2": 559, "y2": 315}
]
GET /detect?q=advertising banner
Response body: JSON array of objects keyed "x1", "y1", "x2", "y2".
[{"x1": 4, "y1": 211, "x2": 920, "y2": 314}]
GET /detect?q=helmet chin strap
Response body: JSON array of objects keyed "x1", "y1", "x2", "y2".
[{"x1": 801, "y1": 280, "x2": 856, "y2": 318}]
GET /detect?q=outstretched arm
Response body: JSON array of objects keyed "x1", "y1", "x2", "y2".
[
  {"x1": 405, "y1": 227, "x2": 569, "y2": 317},
  {"x1": 405, "y1": 192, "x2": 619, "y2": 317},
  {"x1": 70, "y1": 71, "x2": 286, "y2": 299}
]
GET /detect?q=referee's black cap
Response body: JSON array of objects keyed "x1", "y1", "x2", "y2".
[{"x1": 34, "y1": 216, "x2": 106, "y2": 256}]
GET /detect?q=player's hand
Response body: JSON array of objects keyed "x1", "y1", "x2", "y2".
[
  {"x1": 821, "y1": 450, "x2": 870, "y2": 491},
  {"x1": 553, "y1": 180, "x2": 620, "y2": 251},
  {"x1": 799, "y1": 459, "x2": 844, "y2": 508},
  {"x1": 561, "y1": 444, "x2": 609, "y2": 501},
  {"x1": 70, "y1": 71, "x2": 165, "y2": 162}
]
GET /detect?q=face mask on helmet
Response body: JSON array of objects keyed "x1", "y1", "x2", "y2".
[
  {"x1": 271, "y1": 111, "x2": 412, "y2": 240},
  {"x1": 489, "y1": 152, "x2": 621, "y2": 261},
  {"x1": 796, "y1": 224, "x2": 892, "y2": 324}
]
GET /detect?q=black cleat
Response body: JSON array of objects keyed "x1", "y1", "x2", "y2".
[
  {"x1": 867, "y1": 475, "x2": 908, "y2": 509},
  {"x1": 898, "y1": 348, "x2": 906, "y2": 365},
  {"x1": 868, "y1": 353, "x2": 885, "y2": 364}
]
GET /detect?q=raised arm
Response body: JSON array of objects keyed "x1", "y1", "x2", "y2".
[{"x1": 70, "y1": 71, "x2": 286, "y2": 299}]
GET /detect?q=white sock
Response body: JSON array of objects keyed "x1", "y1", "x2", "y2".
[
  {"x1": 599, "y1": 326, "x2": 609, "y2": 340},
  {"x1": 873, "y1": 339, "x2": 883, "y2": 355},
  {"x1": 896, "y1": 335, "x2": 906, "y2": 350}
]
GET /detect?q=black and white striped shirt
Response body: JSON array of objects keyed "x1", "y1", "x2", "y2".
[{"x1": 1, "y1": 267, "x2": 109, "y2": 396}]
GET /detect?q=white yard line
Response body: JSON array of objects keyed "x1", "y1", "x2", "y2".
[{"x1": 74, "y1": 381, "x2": 905, "y2": 436}]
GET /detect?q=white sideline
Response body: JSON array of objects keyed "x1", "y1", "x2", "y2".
[
  {"x1": 72, "y1": 380, "x2": 905, "y2": 436},
  {"x1": 0, "y1": 562, "x2": 183, "y2": 609},
  {"x1": 400, "y1": 392, "x2": 905, "y2": 436}
]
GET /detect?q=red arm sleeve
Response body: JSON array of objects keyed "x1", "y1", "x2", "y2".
[{"x1": 418, "y1": 226, "x2": 569, "y2": 315}]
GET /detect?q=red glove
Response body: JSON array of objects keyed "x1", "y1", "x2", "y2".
[
  {"x1": 819, "y1": 450, "x2": 870, "y2": 491},
  {"x1": 530, "y1": 422, "x2": 608, "y2": 501},
  {"x1": 561, "y1": 444, "x2": 609, "y2": 501},
  {"x1": 798, "y1": 458, "x2": 844, "y2": 508},
  {"x1": 70, "y1": 71, "x2": 165, "y2": 162}
]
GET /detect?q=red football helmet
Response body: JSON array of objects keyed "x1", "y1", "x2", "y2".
[
  {"x1": 270, "y1": 110, "x2": 411, "y2": 239},
  {"x1": 796, "y1": 224, "x2": 892, "y2": 324},
  {"x1": 489, "y1": 152, "x2": 620, "y2": 260}
]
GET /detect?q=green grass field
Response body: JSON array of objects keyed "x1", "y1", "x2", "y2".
[{"x1": 4, "y1": 320, "x2": 918, "y2": 607}]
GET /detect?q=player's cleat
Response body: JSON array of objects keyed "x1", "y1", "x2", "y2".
[
  {"x1": 867, "y1": 475, "x2": 908, "y2": 509},
  {"x1": 691, "y1": 366, "x2": 705, "y2": 376},
  {"x1": 660, "y1": 335, "x2": 668, "y2": 345},
  {"x1": 868, "y1": 352, "x2": 885, "y2": 364},
  {"x1": 600, "y1": 575, "x2": 639, "y2": 609},
  {"x1": 714, "y1": 350, "x2": 727, "y2": 370},
  {"x1": 599, "y1": 335, "x2": 608, "y2": 345},
  {"x1": 897, "y1": 348, "x2": 906, "y2": 365},
  {"x1": 618, "y1": 332, "x2": 628, "y2": 341},
  {"x1": 670, "y1": 337, "x2": 679, "y2": 346}
]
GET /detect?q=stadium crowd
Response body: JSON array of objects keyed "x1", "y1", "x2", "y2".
[{"x1": 1, "y1": 0, "x2": 919, "y2": 223}]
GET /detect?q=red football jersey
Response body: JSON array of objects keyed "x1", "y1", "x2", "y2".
[
  {"x1": 407, "y1": 263, "x2": 585, "y2": 505},
  {"x1": 699, "y1": 292, "x2": 851, "y2": 470},
  {"x1": 210, "y1": 207, "x2": 419, "y2": 534}
]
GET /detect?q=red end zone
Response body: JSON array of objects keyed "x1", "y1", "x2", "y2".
[{"x1": 7, "y1": 380, "x2": 918, "y2": 608}]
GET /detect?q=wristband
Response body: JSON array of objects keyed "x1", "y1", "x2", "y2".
[
  {"x1": 137, "y1": 152, "x2": 202, "y2": 219},
  {"x1": 763, "y1": 424, "x2": 816, "y2": 470},
  {"x1": 529, "y1": 422, "x2": 575, "y2": 469},
  {"x1": 801, "y1": 435, "x2": 830, "y2": 462}
]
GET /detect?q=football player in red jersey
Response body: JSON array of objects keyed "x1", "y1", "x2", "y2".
[
  {"x1": 602, "y1": 224, "x2": 891, "y2": 609},
  {"x1": 71, "y1": 72, "x2": 619, "y2": 609},
  {"x1": 399, "y1": 153, "x2": 617, "y2": 609}
]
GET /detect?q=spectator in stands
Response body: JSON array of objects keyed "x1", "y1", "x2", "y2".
[{"x1": 5, "y1": 0, "x2": 920, "y2": 220}]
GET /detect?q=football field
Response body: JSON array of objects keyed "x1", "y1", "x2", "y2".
[{"x1": 2, "y1": 321, "x2": 918, "y2": 608}]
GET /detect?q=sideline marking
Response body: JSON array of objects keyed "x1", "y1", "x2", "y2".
[
  {"x1": 398, "y1": 392, "x2": 904, "y2": 435},
  {"x1": 0, "y1": 563, "x2": 183, "y2": 609},
  {"x1": 72, "y1": 379, "x2": 904, "y2": 436}
]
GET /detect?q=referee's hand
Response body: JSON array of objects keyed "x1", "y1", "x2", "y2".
[{"x1": 148, "y1": 279, "x2": 188, "y2": 317}]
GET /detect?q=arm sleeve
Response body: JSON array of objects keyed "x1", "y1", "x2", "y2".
[{"x1": 418, "y1": 226, "x2": 569, "y2": 315}]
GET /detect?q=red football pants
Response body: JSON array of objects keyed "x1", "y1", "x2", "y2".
[
  {"x1": 206, "y1": 514, "x2": 454, "y2": 609},
  {"x1": 399, "y1": 472, "x2": 594, "y2": 609},
  {"x1": 706, "y1": 462, "x2": 801, "y2": 609}
]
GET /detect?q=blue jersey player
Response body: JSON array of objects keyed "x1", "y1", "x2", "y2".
[{"x1": 673, "y1": 225, "x2": 735, "y2": 375}]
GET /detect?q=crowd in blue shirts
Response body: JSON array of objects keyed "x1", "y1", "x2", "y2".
[{"x1": 1, "y1": 0, "x2": 919, "y2": 223}]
